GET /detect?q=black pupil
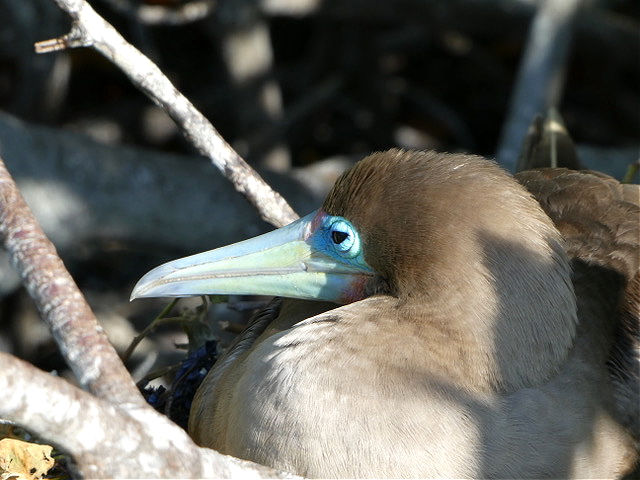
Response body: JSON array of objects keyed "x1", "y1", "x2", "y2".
[{"x1": 332, "y1": 230, "x2": 349, "y2": 244}]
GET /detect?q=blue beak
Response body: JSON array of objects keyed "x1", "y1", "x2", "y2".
[{"x1": 131, "y1": 210, "x2": 375, "y2": 304}]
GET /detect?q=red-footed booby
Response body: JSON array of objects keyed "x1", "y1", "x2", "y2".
[{"x1": 132, "y1": 149, "x2": 639, "y2": 478}]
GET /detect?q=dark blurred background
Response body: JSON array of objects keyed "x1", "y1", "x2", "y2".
[{"x1": 0, "y1": 0, "x2": 637, "y2": 395}]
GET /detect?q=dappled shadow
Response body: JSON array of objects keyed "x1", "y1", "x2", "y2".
[{"x1": 476, "y1": 231, "x2": 633, "y2": 477}]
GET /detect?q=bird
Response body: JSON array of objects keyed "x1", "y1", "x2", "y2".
[{"x1": 131, "y1": 149, "x2": 639, "y2": 478}]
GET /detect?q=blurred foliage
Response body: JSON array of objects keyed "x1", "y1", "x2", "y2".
[{"x1": 1, "y1": 0, "x2": 638, "y2": 163}]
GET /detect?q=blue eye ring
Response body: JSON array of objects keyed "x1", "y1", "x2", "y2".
[{"x1": 328, "y1": 218, "x2": 360, "y2": 258}]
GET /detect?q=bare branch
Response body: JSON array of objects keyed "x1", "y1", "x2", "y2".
[
  {"x1": 34, "y1": 24, "x2": 88, "y2": 53},
  {"x1": 37, "y1": 0, "x2": 298, "y2": 228},
  {"x1": 0, "y1": 154, "x2": 144, "y2": 406},
  {"x1": 495, "y1": 0, "x2": 583, "y2": 172},
  {"x1": 0, "y1": 352, "x2": 298, "y2": 478}
]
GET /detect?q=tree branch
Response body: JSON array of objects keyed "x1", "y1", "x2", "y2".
[
  {"x1": 0, "y1": 153, "x2": 144, "y2": 406},
  {"x1": 36, "y1": 0, "x2": 298, "y2": 228},
  {"x1": 495, "y1": 0, "x2": 583, "y2": 172},
  {"x1": 0, "y1": 352, "x2": 297, "y2": 478}
]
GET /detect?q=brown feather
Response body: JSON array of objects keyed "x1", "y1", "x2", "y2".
[
  {"x1": 517, "y1": 168, "x2": 640, "y2": 440},
  {"x1": 189, "y1": 150, "x2": 639, "y2": 478}
]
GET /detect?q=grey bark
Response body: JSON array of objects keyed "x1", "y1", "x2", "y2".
[
  {"x1": 0, "y1": 352, "x2": 298, "y2": 478},
  {"x1": 0, "y1": 151, "x2": 145, "y2": 406}
]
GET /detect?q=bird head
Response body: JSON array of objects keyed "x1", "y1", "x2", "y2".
[{"x1": 132, "y1": 149, "x2": 575, "y2": 325}]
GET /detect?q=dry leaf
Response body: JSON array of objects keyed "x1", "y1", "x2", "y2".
[{"x1": 0, "y1": 438, "x2": 54, "y2": 480}]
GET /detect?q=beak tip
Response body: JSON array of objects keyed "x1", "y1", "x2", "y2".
[
  {"x1": 130, "y1": 263, "x2": 176, "y2": 301},
  {"x1": 130, "y1": 271, "x2": 161, "y2": 301},
  {"x1": 129, "y1": 283, "x2": 146, "y2": 301}
]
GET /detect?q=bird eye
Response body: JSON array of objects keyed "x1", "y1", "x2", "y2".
[
  {"x1": 331, "y1": 230, "x2": 349, "y2": 245},
  {"x1": 328, "y1": 219, "x2": 358, "y2": 256}
]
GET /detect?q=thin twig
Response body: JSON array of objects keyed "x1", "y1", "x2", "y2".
[
  {"x1": 122, "y1": 299, "x2": 178, "y2": 363},
  {"x1": 34, "y1": 24, "x2": 88, "y2": 53},
  {"x1": 37, "y1": 0, "x2": 298, "y2": 228},
  {"x1": 0, "y1": 154, "x2": 145, "y2": 407},
  {"x1": 495, "y1": 0, "x2": 583, "y2": 172}
]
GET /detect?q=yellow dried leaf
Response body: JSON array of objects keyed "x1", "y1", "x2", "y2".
[{"x1": 0, "y1": 438, "x2": 54, "y2": 480}]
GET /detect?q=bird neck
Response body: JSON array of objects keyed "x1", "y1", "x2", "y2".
[{"x1": 394, "y1": 230, "x2": 579, "y2": 393}]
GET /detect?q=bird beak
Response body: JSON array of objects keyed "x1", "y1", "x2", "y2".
[{"x1": 130, "y1": 211, "x2": 375, "y2": 304}]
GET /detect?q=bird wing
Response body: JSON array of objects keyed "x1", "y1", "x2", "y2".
[
  {"x1": 188, "y1": 298, "x2": 282, "y2": 439},
  {"x1": 516, "y1": 168, "x2": 640, "y2": 439},
  {"x1": 188, "y1": 297, "x2": 337, "y2": 446}
]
